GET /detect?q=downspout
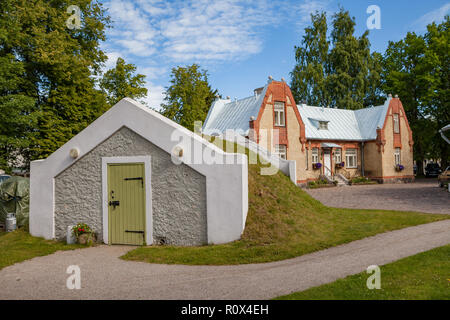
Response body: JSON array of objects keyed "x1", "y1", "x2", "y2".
[{"x1": 361, "y1": 141, "x2": 365, "y2": 176}]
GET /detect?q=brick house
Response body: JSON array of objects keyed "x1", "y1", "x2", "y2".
[{"x1": 203, "y1": 78, "x2": 414, "y2": 185}]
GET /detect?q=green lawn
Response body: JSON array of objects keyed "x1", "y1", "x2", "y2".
[
  {"x1": 122, "y1": 144, "x2": 449, "y2": 265},
  {"x1": 0, "y1": 229, "x2": 83, "y2": 270},
  {"x1": 275, "y1": 245, "x2": 450, "y2": 300}
]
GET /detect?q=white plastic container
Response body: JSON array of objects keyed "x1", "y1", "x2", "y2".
[
  {"x1": 6, "y1": 213, "x2": 16, "y2": 232},
  {"x1": 67, "y1": 225, "x2": 76, "y2": 244}
]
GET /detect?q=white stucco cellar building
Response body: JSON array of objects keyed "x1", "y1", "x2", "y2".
[{"x1": 30, "y1": 98, "x2": 248, "y2": 246}]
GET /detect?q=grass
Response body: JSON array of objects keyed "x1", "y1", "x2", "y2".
[
  {"x1": 0, "y1": 229, "x2": 83, "y2": 270},
  {"x1": 350, "y1": 176, "x2": 377, "y2": 185},
  {"x1": 275, "y1": 245, "x2": 450, "y2": 300},
  {"x1": 122, "y1": 139, "x2": 449, "y2": 265}
]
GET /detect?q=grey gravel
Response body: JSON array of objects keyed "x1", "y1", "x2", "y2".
[
  {"x1": 0, "y1": 220, "x2": 449, "y2": 300},
  {"x1": 306, "y1": 178, "x2": 450, "y2": 214}
]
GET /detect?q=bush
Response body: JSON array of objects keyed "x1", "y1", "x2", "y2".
[
  {"x1": 72, "y1": 223, "x2": 92, "y2": 238},
  {"x1": 350, "y1": 176, "x2": 374, "y2": 184}
]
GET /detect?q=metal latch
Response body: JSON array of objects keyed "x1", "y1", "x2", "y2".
[
  {"x1": 109, "y1": 200, "x2": 120, "y2": 208},
  {"x1": 124, "y1": 177, "x2": 144, "y2": 187}
]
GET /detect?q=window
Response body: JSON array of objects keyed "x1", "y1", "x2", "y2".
[
  {"x1": 312, "y1": 148, "x2": 319, "y2": 164},
  {"x1": 274, "y1": 102, "x2": 285, "y2": 126},
  {"x1": 345, "y1": 149, "x2": 357, "y2": 168},
  {"x1": 319, "y1": 121, "x2": 328, "y2": 130},
  {"x1": 334, "y1": 148, "x2": 342, "y2": 163},
  {"x1": 275, "y1": 144, "x2": 287, "y2": 160},
  {"x1": 393, "y1": 114, "x2": 400, "y2": 133},
  {"x1": 394, "y1": 147, "x2": 401, "y2": 165}
]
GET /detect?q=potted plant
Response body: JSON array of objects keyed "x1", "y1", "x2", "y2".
[
  {"x1": 395, "y1": 164, "x2": 404, "y2": 172},
  {"x1": 72, "y1": 223, "x2": 96, "y2": 245},
  {"x1": 313, "y1": 162, "x2": 322, "y2": 170},
  {"x1": 335, "y1": 161, "x2": 345, "y2": 169}
]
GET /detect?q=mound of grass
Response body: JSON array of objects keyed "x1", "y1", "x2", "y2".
[
  {"x1": 275, "y1": 245, "x2": 450, "y2": 300},
  {"x1": 122, "y1": 139, "x2": 449, "y2": 265},
  {"x1": 0, "y1": 229, "x2": 83, "y2": 270}
]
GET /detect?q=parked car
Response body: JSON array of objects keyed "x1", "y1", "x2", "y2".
[
  {"x1": 0, "y1": 174, "x2": 10, "y2": 184},
  {"x1": 425, "y1": 163, "x2": 442, "y2": 177},
  {"x1": 438, "y1": 166, "x2": 450, "y2": 187}
]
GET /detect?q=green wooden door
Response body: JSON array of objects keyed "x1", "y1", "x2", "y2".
[{"x1": 108, "y1": 163, "x2": 146, "y2": 245}]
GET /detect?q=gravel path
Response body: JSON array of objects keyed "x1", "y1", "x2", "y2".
[
  {"x1": 1, "y1": 220, "x2": 449, "y2": 300},
  {"x1": 306, "y1": 179, "x2": 450, "y2": 214}
]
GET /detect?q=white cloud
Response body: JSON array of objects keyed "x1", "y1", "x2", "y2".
[
  {"x1": 104, "y1": 51, "x2": 122, "y2": 70},
  {"x1": 104, "y1": 0, "x2": 282, "y2": 62},
  {"x1": 142, "y1": 84, "x2": 165, "y2": 110},
  {"x1": 413, "y1": 3, "x2": 450, "y2": 31},
  {"x1": 294, "y1": 0, "x2": 333, "y2": 26}
]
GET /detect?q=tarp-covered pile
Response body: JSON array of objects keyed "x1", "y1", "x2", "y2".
[{"x1": 0, "y1": 177, "x2": 29, "y2": 228}]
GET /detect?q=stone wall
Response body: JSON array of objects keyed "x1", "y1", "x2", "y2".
[{"x1": 54, "y1": 127, "x2": 207, "y2": 246}]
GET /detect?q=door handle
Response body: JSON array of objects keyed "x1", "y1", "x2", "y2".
[{"x1": 109, "y1": 200, "x2": 120, "y2": 208}]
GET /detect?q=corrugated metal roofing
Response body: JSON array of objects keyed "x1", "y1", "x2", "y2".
[
  {"x1": 202, "y1": 85, "x2": 268, "y2": 135},
  {"x1": 297, "y1": 99, "x2": 390, "y2": 141},
  {"x1": 203, "y1": 84, "x2": 390, "y2": 141}
]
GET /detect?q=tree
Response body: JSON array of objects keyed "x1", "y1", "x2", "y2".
[
  {"x1": 424, "y1": 16, "x2": 450, "y2": 168},
  {"x1": 291, "y1": 11, "x2": 329, "y2": 107},
  {"x1": 100, "y1": 57, "x2": 147, "y2": 106},
  {"x1": 0, "y1": 0, "x2": 111, "y2": 162},
  {"x1": 160, "y1": 64, "x2": 218, "y2": 131},
  {"x1": 382, "y1": 16, "x2": 450, "y2": 173},
  {"x1": 290, "y1": 7, "x2": 383, "y2": 109},
  {"x1": 0, "y1": 54, "x2": 37, "y2": 171}
]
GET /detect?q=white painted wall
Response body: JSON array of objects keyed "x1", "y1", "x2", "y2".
[{"x1": 30, "y1": 98, "x2": 248, "y2": 245}]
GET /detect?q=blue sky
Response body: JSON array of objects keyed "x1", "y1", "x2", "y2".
[{"x1": 100, "y1": 0, "x2": 450, "y2": 109}]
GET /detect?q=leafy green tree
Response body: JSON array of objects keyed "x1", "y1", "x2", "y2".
[
  {"x1": 100, "y1": 57, "x2": 148, "y2": 106},
  {"x1": 424, "y1": 16, "x2": 450, "y2": 168},
  {"x1": 160, "y1": 64, "x2": 218, "y2": 131},
  {"x1": 291, "y1": 7, "x2": 382, "y2": 109},
  {"x1": 327, "y1": 8, "x2": 376, "y2": 109},
  {"x1": 0, "y1": 54, "x2": 37, "y2": 171},
  {"x1": 382, "y1": 16, "x2": 450, "y2": 173},
  {"x1": 0, "y1": 0, "x2": 111, "y2": 161},
  {"x1": 291, "y1": 11, "x2": 329, "y2": 107}
]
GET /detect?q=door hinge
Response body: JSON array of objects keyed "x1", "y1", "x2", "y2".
[{"x1": 124, "y1": 177, "x2": 144, "y2": 187}]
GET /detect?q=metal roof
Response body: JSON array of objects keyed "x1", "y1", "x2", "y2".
[
  {"x1": 297, "y1": 99, "x2": 390, "y2": 141},
  {"x1": 203, "y1": 84, "x2": 391, "y2": 141},
  {"x1": 321, "y1": 142, "x2": 342, "y2": 148},
  {"x1": 202, "y1": 85, "x2": 268, "y2": 135}
]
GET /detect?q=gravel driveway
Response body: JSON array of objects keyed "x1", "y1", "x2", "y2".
[
  {"x1": 0, "y1": 220, "x2": 449, "y2": 300},
  {"x1": 306, "y1": 178, "x2": 450, "y2": 214}
]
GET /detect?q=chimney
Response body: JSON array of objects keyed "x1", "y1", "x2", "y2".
[
  {"x1": 226, "y1": 96, "x2": 230, "y2": 100},
  {"x1": 254, "y1": 87, "x2": 264, "y2": 97}
]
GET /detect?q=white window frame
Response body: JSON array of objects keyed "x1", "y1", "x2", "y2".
[
  {"x1": 319, "y1": 121, "x2": 328, "y2": 130},
  {"x1": 334, "y1": 148, "x2": 342, "y2": 163},
  {"x1": 312, "y1": 148, "x2": 319, "y2": 164},
  {"x1": 275, "y1": 144, "x2": 287, "y2": 160},
  {"x1": 274, "y1": 102, "x2": 285, "y2": 127},
  {"x1": 394, "y1": 147, "x2": 401, "y2": 166},
  {"x1": 393, "y1": 113, "x2": 400, "y2": 133},
  {"x1": 345, "y1": 149, "x2": 357, "y2": 168}
]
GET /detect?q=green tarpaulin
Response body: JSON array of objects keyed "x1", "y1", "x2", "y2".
[{"x1": 0, "y1": 177, "x2": 29, "y2": 228}]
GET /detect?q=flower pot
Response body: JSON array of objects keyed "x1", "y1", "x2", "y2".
[{"x1": 77, "y1": 233, "x2": 96, "y2": 245}]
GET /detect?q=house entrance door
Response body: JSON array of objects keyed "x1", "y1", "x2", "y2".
[{"x1": 323, "y1": 149, "x2": 332, "y2": 176}]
